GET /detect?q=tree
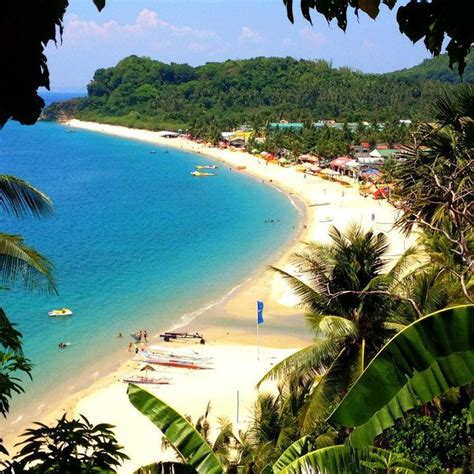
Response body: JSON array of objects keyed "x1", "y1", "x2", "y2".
[
  {"x1": 380, "y1": 403, "x2": 472, "y2": 472},
  {"x1": 286, "y1": 1, "x2": 473, "y2": 74},
  {"x1": 259, "y1": 224, "x2": 419, "y2": 432},
  {"x1": 391, "y1": 85, "x2": 474, "y2": 302},
  {"x1": 0, "y1": 0, "x2": 105, "y2": 127},
  {"x1": 327, "y1": 305, "x2": 474, "y2": 449},
  {"x1": 4, "y1": 414, "x2": 129, "y2": 473},
  {"x1": 128, "y1": 384, "x2": 419, "y2": 474},
  {"x1": 0, "y1": 176, "x2": 56, "y2": 456},
  {"x1": 128, "y1": 384, "x2": 225, "y2": 473}
]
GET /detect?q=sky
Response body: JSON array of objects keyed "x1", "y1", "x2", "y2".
[{"x1": 45, "y1": 0, "x2": 433, "y2": 91}]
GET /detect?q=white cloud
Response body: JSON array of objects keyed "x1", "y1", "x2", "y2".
[
  {"x1": 64, "y1": 9, "x2": 217, "y2": 47},
  {"x1": 239, "y1": 26, "x2": 263, "y2": 43}
]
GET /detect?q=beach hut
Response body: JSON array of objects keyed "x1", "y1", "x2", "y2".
[
  {"x1": 300, "y1": 153, "x2": 319, "y2": 163},
  {"x1": 330, "y1": 156, "x2": 352, "y2": 169}
]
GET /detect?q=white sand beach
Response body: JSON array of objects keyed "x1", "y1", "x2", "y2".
[{"x1": 4, "y1": 120, "x2": 414, "y2": 472}]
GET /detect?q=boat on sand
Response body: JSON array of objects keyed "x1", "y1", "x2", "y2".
[{"x1": 122, "y1": 375, "x2": 171, "y2": 385}]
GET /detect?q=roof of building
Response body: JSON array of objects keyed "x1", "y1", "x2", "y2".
[{"x1": 270, "y1": 122, "x2": 304, "y2": 129}]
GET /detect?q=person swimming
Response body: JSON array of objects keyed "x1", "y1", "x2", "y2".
[{"x1": 58, "y1": 342, "x2": 67, "y2": 349}]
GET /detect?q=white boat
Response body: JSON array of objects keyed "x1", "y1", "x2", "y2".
[
  {"x1": 140, "y1": 351, "x2": 212, "y2": 369},
  {"x1": 48, "y1": 308, "x2": 73, "y2": 317},
  {"x1": 191, "y1": 171, "x2": 216, "y2": 177},
  {"x1": 122, "y1": 375, "x2": 171, "y2": 385},
  {"x1": 148, "y1": 347, "x2": 212, "y2": 362},
  {"x1": 196, "y1": 165, "x2": 217, "y2": 170}
]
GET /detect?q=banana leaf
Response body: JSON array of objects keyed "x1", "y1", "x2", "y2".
[
  {"x1": 135, "y1": 462, "x2": 197, "y2": 473},
  {"x1": 328, "y1": 305, "x2": 474, "y2": 447},
  {"x1": 127, "y1": 384, "x2": 223, "y2": 474},
  {"x1": 276, "y1": 445, "x2": 420, "y2": 473},
  {"x1": 272, "y1": 436, "x2": 310, "y2": 472}
]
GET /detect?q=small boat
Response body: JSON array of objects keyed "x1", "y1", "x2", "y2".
[
  {"x1": 196, "y1": 165, "x2": 217, "y2": 170},
  {"x1": 148, "y1": 347, "x2": 212, "y2": 363},
  {"x1": 122, "y1": 375, "x2": 171, "y2": 385},
  {"x1": 140, "y1": 352, "x2": 212, "y2": 370},
  {"x1": 148, "y1": 151, "x2": 157, "y2": 154},
  {"x1": 191, "y1": 171, "x2": 216, "y2": 177},
  {"x1": 48, "y1": 308, "x2": 73, "y2": 317}
]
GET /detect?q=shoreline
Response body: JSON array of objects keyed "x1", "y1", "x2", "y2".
[{"x1": 3, "y1": 120, "x2": 413, "y2": 472}]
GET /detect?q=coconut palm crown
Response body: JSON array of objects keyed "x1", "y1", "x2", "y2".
[{"x1": 260, "y1": 223, "x2": 418, "y2": 432}]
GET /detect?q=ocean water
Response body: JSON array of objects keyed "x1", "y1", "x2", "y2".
[{"x1": 0, "y1": 104, "x2": 298, "y2": 417}]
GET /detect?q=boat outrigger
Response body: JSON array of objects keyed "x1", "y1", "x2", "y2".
[
  {"x1": 48, "y1": 308, "x2": 73, "y2": 317},
  {"x1": 122, "y1": 375, "x2": 171, "y2": 385},
  {"x1": 140, "y1": 351, "x2": 212, "y2": 370}
]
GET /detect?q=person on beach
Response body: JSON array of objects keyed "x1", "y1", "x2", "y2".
[
  {"x1": 128, "y1": 343, "x2": 133, "y2": 352},
  {"x1": 144, "y1": 330, "x2": 148, "y2": 343}
]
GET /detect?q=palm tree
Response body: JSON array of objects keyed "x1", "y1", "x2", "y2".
[
  {"x1": 0, "y1": 175, "x2": 56, "y2": 429},
  {"x1": 260, "y1": 223, "x2": 419, "y2": 432},
  {"x1": 392, "y1": 85, "x2": 474, "y2": 301}
]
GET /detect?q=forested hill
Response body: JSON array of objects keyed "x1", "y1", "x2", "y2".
[
  {"x1": 44, "y1": 55, "x2": 472, "y2": 131},
  {"x1": 388, "y1": 52, "x2": 474, "y2": 84}
]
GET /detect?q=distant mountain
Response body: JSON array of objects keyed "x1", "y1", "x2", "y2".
[
  {"x1": 388, "y1": 52, "x2": 474, "y2": 84},
  {"x1": 44, "y1": 55, "x2": 472, "y2": 131}
]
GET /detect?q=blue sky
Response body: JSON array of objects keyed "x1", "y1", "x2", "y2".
[{"x1": 46, "y1": 0, "x2": 433, "y2": 91}]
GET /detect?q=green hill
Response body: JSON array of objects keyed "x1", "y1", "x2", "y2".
[
  {"x1": 388, "y1": 52, "x2": 474, "y2": 84},
  {"x1": 44, "y1": 55, "x2": 472, "y2": 131}
]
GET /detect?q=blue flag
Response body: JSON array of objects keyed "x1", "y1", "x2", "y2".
[{"x1": 257, "y1": 300, "x2": 264, "y2": 324}]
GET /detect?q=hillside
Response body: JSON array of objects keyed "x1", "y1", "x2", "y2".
[
  {"x1": 388, "y1": 52, "x2": 474, "y2": 84},
  {"x1": 44, "y1": 55, "x2": 472, "y2": 131}
]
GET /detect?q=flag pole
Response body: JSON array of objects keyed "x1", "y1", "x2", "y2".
[
  {"x1": 256, "y1": 300, "x2": 263, "y2": 361},
  {"x1": 257, "y1": 312, "x2": 260, "y2": 360}
]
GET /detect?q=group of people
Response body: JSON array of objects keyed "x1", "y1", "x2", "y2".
[{"x1": 128, "y1": 329, "x2": 148, "y2": 352}]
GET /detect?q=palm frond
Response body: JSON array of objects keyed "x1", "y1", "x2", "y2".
[
  {"x1": 0, "y1": 175, "x2": 53, "y2": 218},
  {"x1": 0, "y1": 233, "x2": 56, "y2": 294},
  {"x1": 270, "y1": 266, "x2": 325, "y2": 310},
  {"x1": 258, "y1": 339, "x2": 344, "y2": 386}
]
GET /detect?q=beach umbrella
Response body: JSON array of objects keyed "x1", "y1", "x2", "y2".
[{"x1": 140, "y1": 364, "x2": 156, "y2": 375}]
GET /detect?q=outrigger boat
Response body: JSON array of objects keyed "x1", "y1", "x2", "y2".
[
  {"x1": 191, "y1": 171, "x2": 216, "y2": 177},
  {"x1": 148, "y1": 346, "x2": 212, "y2": 362},
  {"x1": 140, "y1": 351, "x2": 212, "y2": 369},
  {"x1": 196, "y1": 165, "x2": 217, "y2": 169},
  {"x1": 122, "y1": 375, "x2": 171, "y2": 385},
  {"x1": 48, "y1": 308, "x2": 73, "y2": 317}
]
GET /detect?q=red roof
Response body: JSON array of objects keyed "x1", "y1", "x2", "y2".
[{"x1": 330, "y1": 156, "x2": 352, "y2": 167}]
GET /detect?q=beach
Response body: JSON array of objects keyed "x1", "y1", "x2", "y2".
[{"x1": 4, "y1": 120, "x2": 413, "y2": 472}]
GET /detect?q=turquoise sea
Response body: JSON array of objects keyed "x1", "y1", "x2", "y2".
[{"x1": 0, "y1": 93, "x2": 298, "y2": 421}]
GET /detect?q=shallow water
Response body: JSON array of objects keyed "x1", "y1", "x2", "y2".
[{"x1": 0, "y1": 115, "x2": 297, "y2": 416}]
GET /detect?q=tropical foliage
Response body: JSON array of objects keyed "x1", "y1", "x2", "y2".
[
  {"x1": 4, "y1": 414, "x2": 129, "y2": 473},
  {"x1": 392, "y1": 84, "x2": 474, "y2": 302},
  {"x1": 128, "y1": 384, "x2": 224, "y2": 473},
  {"x1": 327, "y1": 305, "x2": 474, "y2": 448},
  {"x1": 0, "y1": 175, "x2": 56, "y2": 458},
  {"x1": 259, "y1": 223, "x2": 422, "y2": 430},
  {"x1": 379, "y1": 402, "x2": 472, "y2": 472},
  {"x1": 43, "y1": 55, "x2": 473, "y2": 132}
]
